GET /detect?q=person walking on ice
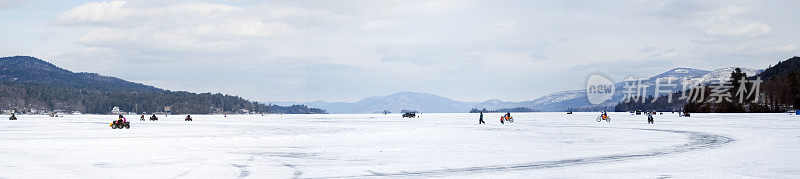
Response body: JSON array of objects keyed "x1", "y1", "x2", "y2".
[{"x1": 478, "y1": 112, "x2": 485, "y2": 124}]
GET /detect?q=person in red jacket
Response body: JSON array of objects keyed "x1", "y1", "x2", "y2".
[{"x1": 115, "y1": 114, "x2": 126, "y2": 125}]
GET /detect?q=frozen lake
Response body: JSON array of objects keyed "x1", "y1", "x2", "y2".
[{"x1": 1, "y1": 112, "x2": 799, "y2": 178}]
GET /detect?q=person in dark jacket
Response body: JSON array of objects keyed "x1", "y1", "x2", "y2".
[
  {"x1": 115, "y1": 114, "x2": 126, "y2": 125},
  {"x1": 478, "y1": 112, "x2": 485, "y2": 124}
]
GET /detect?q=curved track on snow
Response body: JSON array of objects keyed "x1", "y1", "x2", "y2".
[{"x1": 313, "y1": 127, "x2": 735, "y2": 178}]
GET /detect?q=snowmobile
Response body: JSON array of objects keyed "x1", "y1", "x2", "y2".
[
  {"x1": 185, "y1": 115, "x2": 192, "y2": 121},
  {"x1": 149, "y1": 115, "x2": 158, "y2": 121},
  {"x1": 110, "y1": 120, "x2": 130, "y2": 129},
  {"x1": 402, "y1": 112, "x2": 416, "y2": 118},
  {"x1": 596, "y1": 114, "x2": 611, "y2": 122},
  {"x1": 500, "y1": 113, "x2": 514, "y2": 123},
  {"x1": 566, "y1": 111, "x2": 573, "y2": 114},
  {"x1": 9, "y1": 116, "x2": 17, "y2": 120},
  {"x1": 502, "y1": 116, "x2": 514, "y2": 123}
]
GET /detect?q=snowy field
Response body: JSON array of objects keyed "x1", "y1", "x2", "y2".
[{"x1": 1, "y1": 112, "x2": 799, "y2": 178}]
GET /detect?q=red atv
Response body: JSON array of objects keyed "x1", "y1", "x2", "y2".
[{"x1": 110, "y1": 120, "x2": 130, "y2": 129}]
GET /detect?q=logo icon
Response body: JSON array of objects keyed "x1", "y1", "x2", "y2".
[{"x1": 586, "y1": 74, "x2": 615, "y2": 105}]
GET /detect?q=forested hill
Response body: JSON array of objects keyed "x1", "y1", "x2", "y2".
[
  {"x1": 0, "y1": 56, "x2": 326, "y2": 114},
  {"x1": 754, "y1": 56, "x2": 800, "y2": 111},
  {"x1": 614, "y1": 56, "x2": 800, "y2": 113},
  {"x1": 0, "y1": 56, "x2": 161, "y2": 92},
  {"x1": 757, "y1": 56, "x2": 800, "y2": 80}
]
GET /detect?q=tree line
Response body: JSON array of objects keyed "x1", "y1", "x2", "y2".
[{"x1": 0, "y1": 82, "x2": 326, "y2": 114}]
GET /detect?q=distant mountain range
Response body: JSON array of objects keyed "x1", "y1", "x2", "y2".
[
  {"x1": 0, "y1": 56, "x2": 325, "y2": 114},
  {"x1": 272, "y1": 67, "x2": 763, "y2": 113},
  {"x1": 0, "y1": 55, "x2": 775, "y2": 114},
  {"x1": 528, "y1": 67, "x2": 761, "y2": 111},
  {"x1": 272, "y1": 92, "x2": 474, "y2": 113}
]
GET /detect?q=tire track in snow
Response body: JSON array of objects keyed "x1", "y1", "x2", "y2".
[{"x1": 311, "y1": 127, "x2": 735, "y2": 178}]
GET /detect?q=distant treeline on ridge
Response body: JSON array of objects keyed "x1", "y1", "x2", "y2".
[{"x1": 0, "y1": 56, "x2": 326, "y2": 114}]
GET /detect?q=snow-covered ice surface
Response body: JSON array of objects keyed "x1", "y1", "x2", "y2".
[{"x1": 1, "y1": 113, "x2": 799, "y2": 178}]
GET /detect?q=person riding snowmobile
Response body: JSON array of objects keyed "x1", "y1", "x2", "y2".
[
  {"x1": 116, "y1": 114, "x2": 126, "y2": 124},
  {"x1": 9, "y1": 113, "x2": 17, "y2": 120},
  {"x1": 150, "y1": 114, "x2": 158, "y2": 120},
  {"x1": 601, "y1": 111, "x2": 609, "y2": 120},
  {"x1": 185, "y1": 114, "x2": 192, "y2": 121},
  {"x1": 504, "y1": 112, "x2": 513, "y2": 122},
  {"x1": 140, "y1": 115, "x2": 145, "y2": 121}
]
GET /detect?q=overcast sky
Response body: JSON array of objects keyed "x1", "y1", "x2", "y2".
[{"x1": 1, "y1": 0, "x2": 799, "y2": 102}]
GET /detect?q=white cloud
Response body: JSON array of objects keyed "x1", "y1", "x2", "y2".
[
  {"x1": 57, "y1": 1, "x2": 131, "y2": 25},
  {"x1": 494, "y1": 21, "x2": 516, "y2": 32},
  {"x1": 57, "y1": 1, "x2": 304, "y2": 56},
  {"x1": 774, "y1": 44, "x2": 798, "y2": 52},
  {"x1": 639, "y1": 46, "x2": 678, "y2": 58},
  {"x1": 760, "y1": 44, "x2": 799, "y2": 53},
  {"x1": 636, "y1": 2, "x2": 774, "y2": 37},
  {"x1": 704, "y1": 21, "x2": 772, "y2": 37},
  {"x1": 360, "y1": 19, "x2": 398, "y2": 31},
  {"x1": 0, "y1": 0, "x2": 27, "y2": 8},
  {"x1": 381, "y1": 0, "x2": 474, "y2": 16},
  {"x1": 698, "y1": 6, "x2": 772, "y2": 37}
]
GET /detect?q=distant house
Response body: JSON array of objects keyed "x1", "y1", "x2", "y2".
[
  {"x1": 111, "y1": 106, "x2": 123, "y2": 114},
  {"x1": 1, "y1": 110, "x2": 14, "y2": 114},
  {"x1": 400, "y1": 110, "x2": 418, "y2": 113}
]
